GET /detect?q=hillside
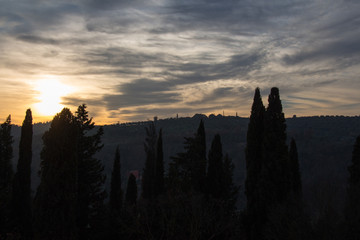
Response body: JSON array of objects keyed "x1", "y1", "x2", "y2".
[{"x1": 10, "y1": 115, "x2": 360, "y2": 214}]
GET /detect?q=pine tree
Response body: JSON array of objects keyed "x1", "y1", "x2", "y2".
[
  {"x1": 0, "y1": 115, "x2": 13, "y2": 236},
  {"x1": 207, "y1": 134, "x2": 224, "y2": 199},
  {"x1": 168, "y1": 120, "x2": 207, "y2": 193},
  {"x1": 344, "y1": 136, "x2": 360, "y2": 240},
  {"x1": 0, "y1": 115, "x2": 13, "y2": 188},
  {"x1": 109, "y1": 146, "x2": 122, "y2": 212},
  {"x1": 75, "y1": 104, "x2": 106, "y2": 240},
  {"x1": 125, "y1": 173, "x2": 137, "y2": 206},
  {"x1": 12, "y1": 109, "x2": 33, "y2": 239},
  {"x1": 33, "y1": 108, "x2": 78, "y2": 240}
]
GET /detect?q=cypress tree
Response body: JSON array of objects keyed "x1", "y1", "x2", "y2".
[
  {"x1": 245, "y1": 87, "x2": 265, "y2": 200},
  {"x1": 0, "y1": 115, "x2": 13, "y2": 236},
  {"x1": 262, "y1": 87, "x2": 290, "y2": 204},
  {"x1": 142, "y1": 122, "x2": 157, "y2": 199},
  {"x1": 244, "y1": 88, "x2": 265, "y2": 239},
  {"x1": 207, "y1": 134, "x2": 224, "y2": 199},
  {"x1": 125, "y1": 173, "x2": 137, "y2": 206},
  {"x1": 192, "y1": 119, "x2": 207, "y2": 192},
  {"x1": 108, "y1": 146, "x2": 122, "y2": 240},
  {"x1": 12, "y1": 109, "x2": 33, "y2": 239},
  {"x1": 344, "y1": 135, "x2": 360, "y2": 240},
  {"x1": 109, "y1": 146, "x2": 122, "y2": 212},
  {"x1": 75, "y1": 104, "x2": 106, "y2": 240},
  {"x1": 33, "y1": 108, "x2": 78, "y2": 240},
  {"x1": 245, "y1": 87, "x2": 295, "y2": 240}
]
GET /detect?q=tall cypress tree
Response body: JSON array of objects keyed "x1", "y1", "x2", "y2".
[
  {"x1": 33, "y1": 108, "x2": 78, "y2": 240},
  {"x1": 244, "y1": 88, "x2": 265, "y2": 239},
  {"x1": 262, "y1": 87, "x2": 290, "y2": 204},
  {"x1": 192, "y1": 119, "x2": 207, "y2": 192},
  {"x1": 0, "y1": 115, "x2": 13, "y2": 236},
  {"x1": 344, "y1": 136, "x2": 360, "y2": 240},
  {"x1": 207, "y1": 134, "x2": 224, "y2": 199},
  {"x1": 245, "y1": 87, "x2": 295, "y2": 240},
  {"x1": 12, "y1": 109, "x2": 33, "y2": 239},
  {"x1": 125, "y1": 173, "x2": 137, "y2": 206},
  {"x1": 110, "y1": 146, "x2": 122, "y2": 212},
  {"x1": 142, "y1": 122, "x2": 157, "y2": 200}
]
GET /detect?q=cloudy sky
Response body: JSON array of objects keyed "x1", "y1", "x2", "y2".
[{"x1": 1, "y1": 0, "x2": 359, "y2": 124}]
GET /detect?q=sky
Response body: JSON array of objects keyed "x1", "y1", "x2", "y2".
[{"x1": 1, "y1": 0, "x2": 359, "y2": 124}]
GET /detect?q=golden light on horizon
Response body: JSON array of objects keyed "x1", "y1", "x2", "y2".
[{"x1": 33, "y1": 77, "x2": 73, "y2": 117}]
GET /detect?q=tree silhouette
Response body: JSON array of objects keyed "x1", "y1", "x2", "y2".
[
  {"x1": 169, "y1": 120, "x2": 207, "y2": 193},
  {"x1": 33, "y1": 108, "x2": 78, "y2": 240},
  {"x1": 207, "y1": 134, "x2": 224, "y2": 199},
  {"x1": 245, "y1": 87, "x2": 299, "y2": 240},
  {"x1": 108, "y1": 146, "x2": 122, "y2": 240},
  {"x1": 245, "y1": 87, "x2": 265, "y2": 205},
  {"x1": 12, "y1": 109, "x2": 33, "y2": 239},
  {"x1": 192, "y1": 119, "x2": 207, "y2": 192},
  {"x1": 0, "y1": 115, "x2": 13, "y2": 188},
  {"x1": 109, "y1": 146, "x2": 122, "y2": 212},
  {"x1": 0, "y1": 115, "x2": 13, "y2": 236},
  {"x1": 142, "y1": 122, "x2": 157, "y2": 200},
  {"x1": 262, "y1": 87, "x2": 290, "y2": 205},
  {"x1": 244, "y1": 88, "x2": 266, "y2": 240},
  {"x1": 75, "y1": 104, "x2": 106, "y2": 240}
]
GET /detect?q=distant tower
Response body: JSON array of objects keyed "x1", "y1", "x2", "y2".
[
  {"x1": 154, "y1": 116, "x2": 158, "y2": 125},
  {"x1": 236, "y1": 112, "x2": 238, "y2": 117}
]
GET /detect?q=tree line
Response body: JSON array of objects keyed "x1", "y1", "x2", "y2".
[{"x1": 0, "y1": 88, "x2": 360, "y2": 239}]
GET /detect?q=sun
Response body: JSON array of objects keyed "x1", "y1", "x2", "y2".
[{"x1": 34, "y1": 78, "x2": 73, "y2": 117}]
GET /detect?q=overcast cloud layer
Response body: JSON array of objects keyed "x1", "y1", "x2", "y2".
[{"x1": 1, "y1": 0, "x2": 359, "y2": 123}]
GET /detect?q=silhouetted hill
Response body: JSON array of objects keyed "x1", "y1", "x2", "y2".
[{"x1": 10, "y1": 115, "x2": 360, "y2": 216}]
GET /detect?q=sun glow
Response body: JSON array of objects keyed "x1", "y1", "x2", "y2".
[{"x1": 34, "y1": 78, "x2": 73, "y2": 117}]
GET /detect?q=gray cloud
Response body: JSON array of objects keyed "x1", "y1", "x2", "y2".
[
  {"x1": 103, "y1": 78, "x2": 181, "y2": 110},
  {"x1": 166, "y1": 51, "x2": 265, "y2": 85},
  {"x1": 82, "y1": 47, "x2": 168, "y2": 69},
  {"x1": 189, "y1": 87, "x2": 235, "y2": 105},
  {"x1": 283, "y1": 38, "x2": 360, "y2": 66},
  {"x1": 17, "y1": 34, "x2": 60, "y2": 45},
  {"x1": 152, "y1": 0, "x2": 310, "y2": 35}
]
